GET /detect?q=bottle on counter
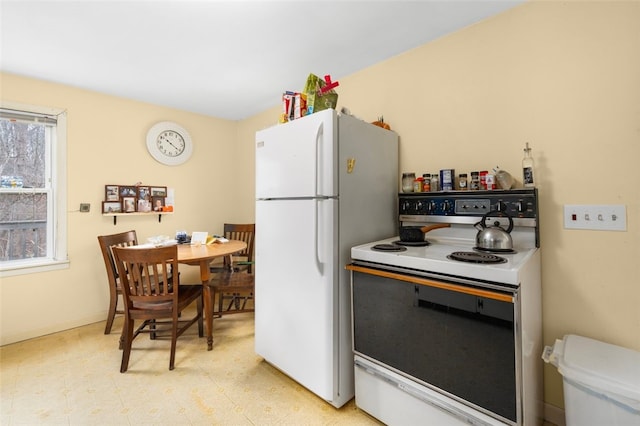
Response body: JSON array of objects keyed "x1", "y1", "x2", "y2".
[
  {"x1": 430, "y1": 173, "x2": 439, "y2": 192},
  {"x1": 470, "y1": 171, "x2": 480, "y2": 190},
  {"x1": 522, "y1": 142, "x2": 536, "y2": 187},
  {"x1": 402, "y1": 172, "x2": 416, "y2": 192},
  {"x1": 485, "y1": 172, "x2": 495, "y2": 190},
  {"x1": 422, "y1": 174, "x2": 431, "y2": 192},
  {"x1": 413, "y1": 176, "x2": 424, "y2": 192},
  {"x1": 480, "y1": 170, "x2": 488, "y2": 190},
  {"x1": 458, "y1": 173, "x2": 468, "y2": 190}
]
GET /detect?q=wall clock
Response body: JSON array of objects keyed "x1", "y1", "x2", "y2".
[{"x1": 146, "y1": 121, "x2": 193, "y2": 166}]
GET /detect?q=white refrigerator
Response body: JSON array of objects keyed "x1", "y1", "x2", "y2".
[{"x1": 254, "y1": 108, "x2": 398, "y2": 408}]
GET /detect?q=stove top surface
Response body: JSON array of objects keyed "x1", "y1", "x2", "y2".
[{"x1": 351, "y1": 236, "x2": 539, "y2": 285}]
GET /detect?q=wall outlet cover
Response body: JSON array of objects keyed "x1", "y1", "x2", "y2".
[
  {"x1": 80, "y1": 203, "x2": 90, "y2": 212},
  {"x1": 563, "y1": 204, "x2": 626, "y2": 231}
]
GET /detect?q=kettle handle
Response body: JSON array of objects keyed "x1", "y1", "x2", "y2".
[{"x1": 482, "y1": 210, "x2": 514, "y2": 233}]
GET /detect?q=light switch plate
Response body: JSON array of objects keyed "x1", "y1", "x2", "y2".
[{"x1": 563, "y1": 204, "x2": 626, "y2": 231}]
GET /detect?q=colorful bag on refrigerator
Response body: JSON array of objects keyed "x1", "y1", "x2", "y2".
[{"x1": 303, "y1": 73, "x2": 339, "y2": 115}]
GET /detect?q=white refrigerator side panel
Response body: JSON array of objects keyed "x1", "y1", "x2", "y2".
[
  {"x1": 335, "y1": 115, "x2": 399, "y2": 406},
  {"x1": 255, "y1": 109, "x2": 337, "y2": 199},
  {"x1": 255, "y1": 198, "x2": 338, "y2": 401}
]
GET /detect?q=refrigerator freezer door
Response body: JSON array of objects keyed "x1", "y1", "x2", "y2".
[
  {"x1": 255, "y1": 197, "x2": 337, "y2": 401},
  {"x1": 255, "y1": 109, "x2": 337, "y2": 199}
]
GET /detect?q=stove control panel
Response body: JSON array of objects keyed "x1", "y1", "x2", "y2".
[{"x1": 399, "y1": 189, "x2": 538, "y2": 226}]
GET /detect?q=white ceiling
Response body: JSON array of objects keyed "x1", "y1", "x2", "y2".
[{"x1": 1, "y1": 0, "x2": 524, "y2": 121}]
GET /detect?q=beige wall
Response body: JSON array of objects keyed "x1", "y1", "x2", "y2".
[
  {"x1": 0, "y1": 72, "x2": 245, "y2": 345},
  {"x1": 241, "y1": 0, "x2": 640, "y2": 410},
  {"x1": 2, "y1": 0, "x2": 638, "y2": 413}
]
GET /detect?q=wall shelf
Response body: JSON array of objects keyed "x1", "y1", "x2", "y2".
[{"x1": 102, "y1": 212, "x2": 172, "y2": 225}]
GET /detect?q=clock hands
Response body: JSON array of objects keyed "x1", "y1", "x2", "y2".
[{"x1": 159, "y1": 134, "x2": 184, "y2": 153}]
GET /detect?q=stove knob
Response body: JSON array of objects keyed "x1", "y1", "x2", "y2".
[
  {"x1": 496, "y1": 201, "x2": 506, "y2": 212},
  {"x1": 443, "y1": 200, "x2": 451, "y2": 212},
  {"x1": 416, "y1": 201, "x2": 423, "y2": 212},
  {"x1": 428, "y1": 201, "x2": 436, "y2": 212},
  {"x1": 516, "y1": 201, "x2": 524, "y2": 212}
]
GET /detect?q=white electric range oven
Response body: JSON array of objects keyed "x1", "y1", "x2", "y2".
[{"x1": 348, "y1": 189, "x2": 542, "y2": 426}]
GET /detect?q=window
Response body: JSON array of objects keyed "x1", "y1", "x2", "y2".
[{"x1": 0, "y1": 103, "x2": 68, "y2": 276}]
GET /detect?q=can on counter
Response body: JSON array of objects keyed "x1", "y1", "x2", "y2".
[
  {"x1": 422, "y1": 174, "x2": 431, "y2": 192},
  {"x1": 485, "y1": 173, "x2": 495, "y2": 190},
  {"x1": 413, "y1": 177, "x2": 424, "y2": 192},
  {"x1": 470, "y1": 171, "x2": 480, "y2": 190},
  {"x1": 458, "y1": 173, "x2": 468, "y2": 190},
  {"x1": 480, "y1": 171, "x2": 488, "y2": 190},
  {"x1": 440, "y1": 169, "x2": 455, "y2": 191}
]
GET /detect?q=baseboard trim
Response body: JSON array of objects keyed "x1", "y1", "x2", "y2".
[
  {"x1": 544, "y1": 402, "x2": 566, "y2": 426},
  {"x1": 0, "y1": 313, "x2": 107, "y2": 346}
]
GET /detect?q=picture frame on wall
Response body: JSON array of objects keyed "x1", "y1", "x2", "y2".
[
  {"x1": 105, "y1": 185, "x2": 119, "y2": 201},
  {"x1": 152, "y1": 196, "x2": 165, "y2": 212},
  {"x1": 102, "y1": 201, "x2": 122, "y2": 213},
  {"x1": 122, "y1": 196, "x2": 136, "y2": 213},
  {"x1": 137, "y1": 199, "x2": 152, "y2": 212},
  {"x1": 137, "y1": 186, "x2": 151, "y2": 201},
  {"x1": 120, "y1": 186, "x2": 137, "y2": 198},
  {"x1": 151, "y1": 186, "x2": 167, "y2": 197}
]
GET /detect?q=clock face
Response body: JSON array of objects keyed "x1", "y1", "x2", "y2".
[
  {"x1": 146, "y1": 122, "x2": 192, "y2": 166},
  {"x1": 157, "y1": 130, "x2": 185, "y2": 157}
]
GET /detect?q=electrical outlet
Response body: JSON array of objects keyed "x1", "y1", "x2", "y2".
[
  {"x1": 80, "y1": 203, "x2": 90, "y2": 212},
  {"x1": 564, "y1": 204, "x2": 626, "y2": 231}
]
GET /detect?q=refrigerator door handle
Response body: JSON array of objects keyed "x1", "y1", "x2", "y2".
[
  {"x1": 315, "y1": 120, "x2": 322, "y2": 197},
  {"x1": 314, "y1": 198, "x2": 324, "y2": 275}
]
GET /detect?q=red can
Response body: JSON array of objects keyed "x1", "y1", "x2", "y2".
[{"x1": 480, "y1": 171, "x2": 487, "y2": 190}]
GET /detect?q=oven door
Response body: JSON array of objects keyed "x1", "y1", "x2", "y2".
[{"x1": 349, "y1": 263, "x2": 521, "y2": 424}]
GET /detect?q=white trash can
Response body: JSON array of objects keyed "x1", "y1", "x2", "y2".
[{"x1": 542, "y1": 334, "x2": 640, "y2": 426}]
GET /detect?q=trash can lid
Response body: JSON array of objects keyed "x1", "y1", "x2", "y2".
[{"x1": 557, "y1": 334, "x2": 640, "y2": 405}]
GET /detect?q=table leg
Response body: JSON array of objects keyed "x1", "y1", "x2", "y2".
[{"x1": 199, "y1": 261, "x2": 214, "y2": 350}]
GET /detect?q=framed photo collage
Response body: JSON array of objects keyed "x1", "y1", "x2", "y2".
[{"x1": 103, "y1": 185, "x2": 167, "y2": 214}]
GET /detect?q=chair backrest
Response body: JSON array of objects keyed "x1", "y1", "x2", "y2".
[
  {"x1": 112, "y1": 245, "x2": 179, "y2": 309},
  {"x1": 223, "y1": 223, "x2": 255, "y2": 272},
  {"x1": 97, "y1": 230, "x2": 138, "y2": 289}
]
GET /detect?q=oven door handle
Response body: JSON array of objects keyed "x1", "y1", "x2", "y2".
[{"x1": 346, "y1": 264, "x2": 513, "y2": 303}]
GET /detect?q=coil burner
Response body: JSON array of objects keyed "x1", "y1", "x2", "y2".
[
  {"x1": 371, "y1": 244, "x2": 407, "y2": 252},
  {"x1": 392, "y1": 240, "x2": 430, "y2": 247},
  {"x1": 447, "y1": 251, "x2": 507, "y2": 264}
]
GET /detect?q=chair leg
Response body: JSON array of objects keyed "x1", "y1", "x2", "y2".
[
  {"x1": 169, "y1": 316, "x2": 178, "y2": 371},
  {"x1": 120, "y1": 318, "x2": 135, "y2": 373},
  {"x1": 217, "y1": 289, "x2": 224, "y2": 316},
  {"x1": 197, "y1": 295, "x2": 204, "y2": 338},
  {"x1": 104, "y1": 294, "x2": 117, "y2": 334}
]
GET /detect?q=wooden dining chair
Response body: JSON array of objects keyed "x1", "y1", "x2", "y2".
[
  {"x1": 209, "y1": 269, "x2": 255, "y2": 317},
  {"x1": 209, "y1": 223, "x2": 255, "y2": 274},
  {"x1": 97, "y1": 230, "x2": 138, "y2": 335},
  {"x1": 112, "y1": 245, "x2": 203, "y2": 372},
  {"x1": 208, "y1": 223, "x2": 255, "y2": 316}
]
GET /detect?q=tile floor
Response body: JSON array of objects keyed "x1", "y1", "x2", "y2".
[
  {"x1": 1, "y1": 312, "x2": 558, "y2": 425},
  {"x1": 1, "y1": 312, "x2": 379, "y2": 425}
]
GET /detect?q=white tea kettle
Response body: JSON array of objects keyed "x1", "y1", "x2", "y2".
[{"x1": 474, "y1": 210, "x2": 514, "y2": 251}]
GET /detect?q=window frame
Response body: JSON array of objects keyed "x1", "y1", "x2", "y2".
[{"x1": 0, "y1": 101, "x2": 68, "y2": 277}]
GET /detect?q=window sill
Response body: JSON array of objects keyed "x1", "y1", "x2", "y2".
[{"x1": 0, "y1": 258, "x2": 70, "y2": 278}]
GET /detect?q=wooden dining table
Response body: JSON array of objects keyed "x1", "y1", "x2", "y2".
[{"x1": 177, "y1": 240, "x2": 247, "y2": 350}]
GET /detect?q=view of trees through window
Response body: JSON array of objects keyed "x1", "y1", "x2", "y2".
[{"x1": 0, "y1": 118, "x2": 49, "y2": 261}]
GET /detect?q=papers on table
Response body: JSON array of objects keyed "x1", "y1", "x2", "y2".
[{"x1": 190, "y1": 232, "x2": 208, "y2": 245}]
